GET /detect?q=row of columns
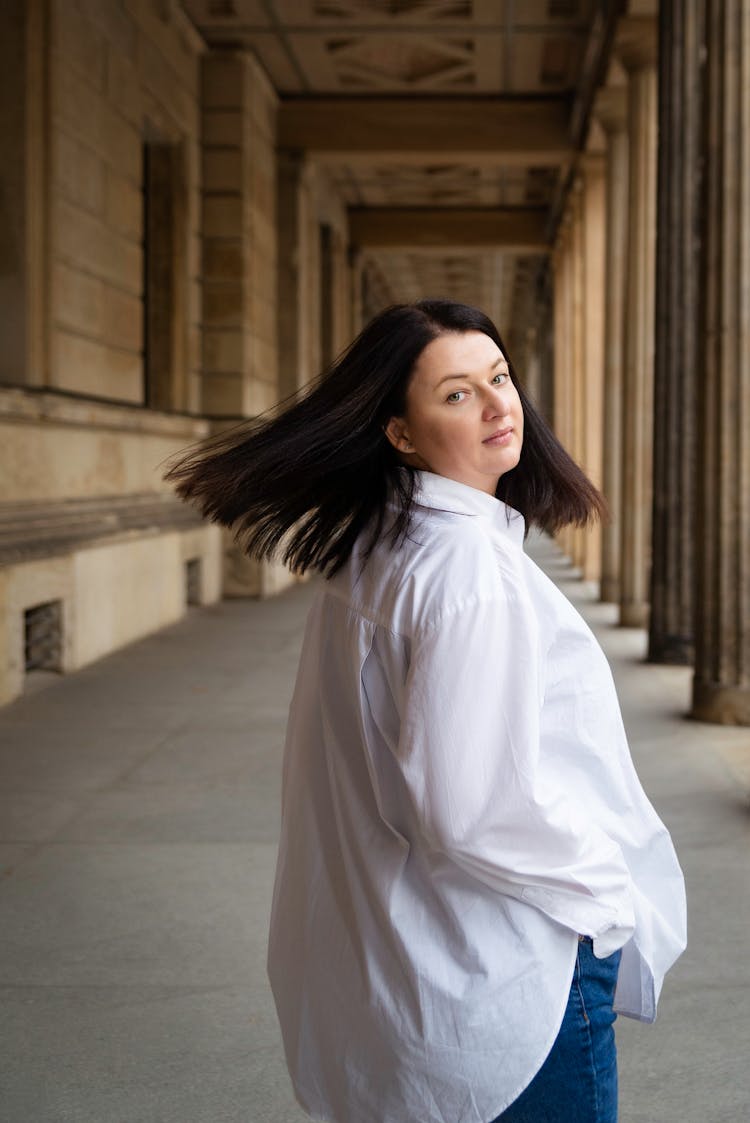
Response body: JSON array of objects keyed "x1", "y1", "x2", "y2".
[
  {"x1": 552, "y1": 161, "x2": 605, "y2": 584},
  {"x1": 553, "y1": 6, "x2": 750, "y2": 725}
]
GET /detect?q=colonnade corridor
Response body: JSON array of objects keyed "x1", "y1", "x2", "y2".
[
  {"x1": 0, "y1": 533, "x2": 747, "y2": 1123},
  {"x1": 1, "y1": 0, "x2": 750, "y2": 1118}
]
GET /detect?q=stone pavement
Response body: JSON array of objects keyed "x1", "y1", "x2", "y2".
[{"x1": 0, "y1": 533, "x2": 748, "y2": 1123}]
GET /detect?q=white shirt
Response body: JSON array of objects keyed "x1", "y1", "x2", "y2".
[{"x1": 267, "y1": 470, "x2": 687, "y2": 1123}]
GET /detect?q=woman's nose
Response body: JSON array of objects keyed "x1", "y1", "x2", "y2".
[{"x1": 483, "y1": 387, "x2": 511, "y2": 419}]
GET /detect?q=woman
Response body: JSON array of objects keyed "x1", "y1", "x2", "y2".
[{"x1": 164, "y1": 299, "x2": 686, "y2": 1123}]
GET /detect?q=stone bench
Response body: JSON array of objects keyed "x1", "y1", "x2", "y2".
[
  {"x1": 0, "y1": 493, "x2": 222, "y2": 707},
  {"x1": 0, "y1": 492, "x2": 206, "y2": 565}
]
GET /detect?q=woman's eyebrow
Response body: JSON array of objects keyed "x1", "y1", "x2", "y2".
[{"x1": 435, "y1": 357, "x2": 508, "y2": 387}]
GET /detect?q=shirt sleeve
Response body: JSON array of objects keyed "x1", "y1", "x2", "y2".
[{"x1": 397, "y1": 585, "x2": 636, "y2": 957}]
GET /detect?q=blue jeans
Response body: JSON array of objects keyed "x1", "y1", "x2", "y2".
[{"x1": 492, "y1": 938, "x2": 622, "y2": 1123}]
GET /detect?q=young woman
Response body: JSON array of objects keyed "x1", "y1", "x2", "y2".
[{"x1": 164, "y1": 299, "x2": 686, "y2": 1123}]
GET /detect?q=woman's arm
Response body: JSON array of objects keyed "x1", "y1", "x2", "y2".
[{"x1": 398, "y1": 587, "x2": 635, "y2": 957}]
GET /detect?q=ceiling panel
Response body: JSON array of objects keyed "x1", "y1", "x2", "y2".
[
  {"x1": 182, "y1": 0, "x2": 596, "y2": 332},
  {"x1": 184, "y1": 0, "x2": 594, "y2": 94}
]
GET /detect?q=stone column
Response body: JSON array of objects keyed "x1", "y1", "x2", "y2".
[
  {"x1": 615, "y1": 18, "x2": 658, "y2": 627},
  {"x1": 691, "y1": 0, "x2": 750, "y2": 724},
  {"x1": 201, "y1": 50, "x2": 279, "y2": 417},
  {"x1": 201, "y1": 51, "x2": 292, "y2": 597},
  {"x1": 552, "y1": 213, "x2": 574, "y2": 562},
  {"x1": 579, "y1": 154, "x2": 606, "y2": 583},
  {"x1": 533, "y1": 260, "x2": 555, "y2": 430},
  {"x1": 562, "y1": 211, "x2": 577, "y2": 567},
  {"x1": 329, "y1": 224, "x2": 350, "y2": 356},
  {"x1": 593, "y1": 85, "x2": 629, "y2": 603},
  {"x1": 348, "y1": 244, "x2": 364, "y2": 338},
  {"x1": 569, "y1": 179, "x2": 586, "y2": 573},
  {"x1": 276, "y1": 149, "x2": 320, "y2": 398},
  {"x1": 648, "y1": 0, "x2": 706, "y2": 664}
]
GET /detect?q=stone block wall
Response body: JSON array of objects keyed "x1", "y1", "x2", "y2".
[
  {"x1": 47, "y1": 0, "x2": 204, "y2": 408},
  {"x1": 0, "y1": 387, "x2": 212, "y2": 503},
  {"x1": 0, "y1": 0, "x2": 366, "y2": 707}
]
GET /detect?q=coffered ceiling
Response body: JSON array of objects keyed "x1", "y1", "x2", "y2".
[
  {"x1": 185, "y1": 0, "x2": 592, "y2": 95},
  {"x1": 182, "y1": 0, "x2": 599, "y2": 348}
]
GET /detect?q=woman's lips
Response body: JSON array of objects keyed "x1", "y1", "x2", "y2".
[{"x1": 482, "y1": 427, "x2": 514, "y2": 446}]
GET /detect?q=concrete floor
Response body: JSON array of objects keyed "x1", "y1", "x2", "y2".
[{"x1": 1, "y1": 534, "x2": 749, "y2": 1123}]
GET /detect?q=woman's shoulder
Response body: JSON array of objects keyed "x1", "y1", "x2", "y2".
[{"x1": 343, "y1": 509, "x2": 520, "y2": 635}]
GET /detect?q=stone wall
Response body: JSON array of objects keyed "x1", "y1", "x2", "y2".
[
  {"x1": 0, "y1": 387, "x2": 210, "y2": 502},
  {"x1": 47, "y1": 0, "x2": 204, "y2": 407},
  {"x1": 0, "y1": 0, "x2": 366, "y2": 703}
]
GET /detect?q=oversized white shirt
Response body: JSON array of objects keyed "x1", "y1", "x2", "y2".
[{"x1": 267, "y1": 470, "x2": 687, "y2": 1123}]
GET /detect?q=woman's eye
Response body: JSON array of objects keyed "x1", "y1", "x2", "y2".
[
  {"x1": 492, "y1": 372, "x2": 508, "y2": 385},
  {"x1": 446, "y1": 390, "x2": 466, "y2": 403}
]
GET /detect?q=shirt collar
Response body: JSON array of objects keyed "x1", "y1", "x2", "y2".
[{"x1": 410, "y1": 470, "x2": 526, "y2": 545}]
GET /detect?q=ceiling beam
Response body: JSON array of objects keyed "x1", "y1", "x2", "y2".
[
  {"x1": 349, "y1": 207, "x2": 549, "y2": 252},
  {"x1": 279, "y1": 97, "x2": 572, "y2": 167}
]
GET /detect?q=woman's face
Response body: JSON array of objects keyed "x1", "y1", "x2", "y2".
[{"x1": 385, "y1": 330, "x2": 524, "y2": 495}]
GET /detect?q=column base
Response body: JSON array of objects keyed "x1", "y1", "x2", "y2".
[
  {"x1": 222, "y1": 534, "x2": 297, "y2": 598},
  {"x1": 619, "y1": 601, "x2": 650, "y2": 628},
  {"x1": 691, "y1": 681, "x2": 750, "y2": 726},
  {"x1": 600, "y1": 577, "x2": 620, "y2": 604},
  {"x1": 647, "y1": 632, "x2": 694, "y2": 666}
]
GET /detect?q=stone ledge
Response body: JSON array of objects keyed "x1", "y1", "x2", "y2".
[
  {"x1": 0, "y1": 493, "x2": 206, "y2": 566},
  {"x1": 0, "y1": 385, "x2": 211, "y2": 439}
]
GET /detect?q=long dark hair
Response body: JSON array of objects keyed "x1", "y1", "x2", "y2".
[{"x1": 163, "y1": 299, "x2": 606, "y2": 577}]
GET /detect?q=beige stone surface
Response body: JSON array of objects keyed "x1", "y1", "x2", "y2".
[
  {"x1": 200, "y1": 373, "x2": 245, "y2": 417},
  {"x1": 201, "y1": 110, "x2": 243, "y2": 147},
  {"x1": 0, "y1": 388, "x2": 210, "y2": 502},
  {"x1": 43, "y1": 0, "x2": 203, "y2": 409},
  {"x1": 51, "y1": 0, "x2": 107, "y2": 89},
  {"x1": 203, "y1": 329, "x2": 244, "y2": 375},
  {"x1": 222, "y1": 538, "x2": 296, "y2": 600},
  {"x1": 202, "y1": 196, "x2": 243, "y2": 239},
  {"x1": 53, "y1": 129, "x2": 105, "y2": 214},
  {"x1": 51, "y1": 334, "x2": 142, "y2": 403},
  {"x1": 244, "y1": 377, "x2": 278, "y2": 417},
  {"x1": 53, "y1": 263, "x2": 103, "y2": 336},
  {"x1": 200, "y1": 50, "x2": 279, "y2": 418},
  {"x1": 101, "y1": 288, "x2": 143, "y2": 354},
  {"x1": 0, "y1": 523, "x2": 222, "y2": 708},
  {"x1": 103, "y1": 169, "x2": 142, "y2": 239},
  {"x1": 203, "y1": 283, "x2": 243, "y2": 327},
  {"x1": 54, "y1": 197, "x2": 142, "y2": 294},
  {"x1": 71, "y1": 534, "x2": 185, "y2": 668}
]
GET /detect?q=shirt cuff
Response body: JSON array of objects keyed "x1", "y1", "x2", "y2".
[{"x1": 592, "y1": 917, "x2": 635, "y2": 958}]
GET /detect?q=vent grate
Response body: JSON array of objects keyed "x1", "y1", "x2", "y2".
[{"x1": 24, "y1": 601, "x2": 63, "y2": 672}]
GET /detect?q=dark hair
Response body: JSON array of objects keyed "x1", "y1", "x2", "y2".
[{"x1": 163, "y1": 298, "x2": 607, "y2": 577}]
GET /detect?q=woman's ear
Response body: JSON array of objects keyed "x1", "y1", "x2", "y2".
[{"x1": 383, "y1": 417, "x2": 415, "y2": 454}]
